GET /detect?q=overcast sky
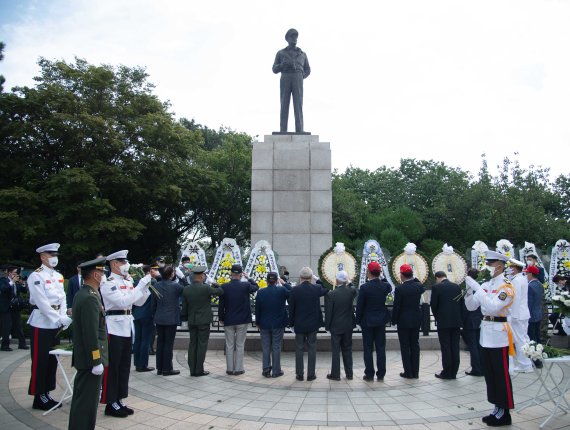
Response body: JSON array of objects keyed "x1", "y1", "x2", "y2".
[{"x1": 1, "y1": 0, "x2": 569, "y2": 179}]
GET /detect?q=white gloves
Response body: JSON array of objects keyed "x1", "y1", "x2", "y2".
[
  {"x1": 92, "y1": 363, "x2": 104, "y2": 375},
  {"x1": 465, "y1": 276, "x2": 481, "y2": 292},
  {"x1": 175, "y1": 267, "x2": 184, "y2": 279},
  {"x1": 59, "y1": 315, "x2": 73, "y2": 330},
  {"x1": 138, "y1": 274, "x2": 152, "y2": 290}
]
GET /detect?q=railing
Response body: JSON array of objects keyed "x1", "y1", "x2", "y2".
[{"x1": 179, "y1": 304, "x2": 437, "y2": 334}]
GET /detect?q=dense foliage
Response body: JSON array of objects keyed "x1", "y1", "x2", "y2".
[
  {"x1": 333, "y1": 158, "x2": 570, "y2": 256},
  {"x1": 0, "y1": 57, "x2": 251, "y2": 273}
]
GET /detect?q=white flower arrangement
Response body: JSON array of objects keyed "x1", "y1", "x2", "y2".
[
  {"x1": 521, "y1": 341, "x2": 548, "y2": 361},
  {"x1": 552, "y1": 290, "x2": 570, "y2": 317}
]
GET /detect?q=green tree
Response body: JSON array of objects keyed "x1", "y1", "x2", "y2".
[{"x1": 0, "y1": 57, "x2": 232, "y2": 269}]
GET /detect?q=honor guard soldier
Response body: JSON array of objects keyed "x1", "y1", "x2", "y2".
[
  {"x1": 68, "y1": 258, "x2": 108, "y2": 430},
  {"x1": 181, "y1": 266, "x2": 223, "y2": 376},
  {"x1": 465, "y1": 250, "x2": 515, "y2": 427},
  {"x1": 27, "y1": 243, "x2": 72, "y2": 410},
  {"x1": 100, "y1": 250, "x2": 151, "y2": 417}
]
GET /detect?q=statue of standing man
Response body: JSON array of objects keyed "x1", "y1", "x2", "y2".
[{"x1": 273, "y1": 29, "x2": 311, "y2": 133}]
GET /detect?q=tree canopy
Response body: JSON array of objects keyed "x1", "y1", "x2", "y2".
[
  {"x1": 333, "y1": 157, "x2": 570, "y2": 256},
  {"x1": 0, "y1": 57, "x2": 251, "y2": 272}
]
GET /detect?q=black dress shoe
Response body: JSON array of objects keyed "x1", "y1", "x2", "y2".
[
  {"x1": 346, "y1": 375, "x2": 353, "y2": 380},
  {"x1": 234, "y1": 370, "x2": 245, "y2": 375},
  {"x1": 326, "y1": 374, "x2": 341, "y2": 381},
  {"x1": 157, "y1": 370, "x2": 163, "y2": 375},
  {"x1": 105, "y1": 403, "x2": 128, "y2": 418},
  {"x1": 0, "y1": 347, "x2": 13, "y2": 352},
  {"x1": 262, "y1": 370, "x2": 271, "y2": 377},
  {"x1": 487, "y1": 412, "x2": 512, "y2": 427},
  {"x1": 119, "y1": 400, "x2": 134, "y2": 415},
  {"x1": 19, "y1": 345, "x2": 29, "y2": 350},
  {"x1": 193, "y1": 371, "x2": 210, "y2": 377},
  {"x1": 227, "y1": 370, "x2": 235, "y2": 375},
  {"x1": 296, "y1": 374, "x2": 304, "y2": 381},
  {"x1": 465, "y1": 370, "x2": 484, "y2": 376},
  {"x1": 482, "y1": 414, "x2": 495, "y2": 423},
  {"x1": 33, "y1": 394, "x2": 59, "y2": 410},
  {"x1": 435, "y1": 373, "x2": 454, "y2": 380},
  {"x1": 136, "y1": 366, "x2": 155, "y2": 372},
  {"x1": 272, "y1": 371, "x2": 284, "y2": 378},
  {"x1": 307, "y1": 375, "x2": 316, "y2": 381},
  {"x1": 363, "y1": 375, "x2": 374, "y2": 381},
  {"x1": 162, "y1": 370, "x2": 180, "y2": 376},
  {"x1": 400, "y1": 372, "x2": 414, "y2": 379}
]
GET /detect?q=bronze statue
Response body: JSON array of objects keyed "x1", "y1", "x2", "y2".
[{"x1": 272, "y1": 29, "x2": 311, "y2": 133}]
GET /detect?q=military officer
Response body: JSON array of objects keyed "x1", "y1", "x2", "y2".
[
  {"x1": 26, "y1": 243, "x2": 72, "y2": 410},
  {"x1": 68, "y1": 258, "x2": 108, "y2": 430},
  {"x1": 100, "y1": 250, "x2": 151, "y2": 417},
  {"x1": 465, "y1": 250, "x2": 515, "y2": 427},
  {"x1": 180, "y1": 266, "x2": 223, "y2": 376}
]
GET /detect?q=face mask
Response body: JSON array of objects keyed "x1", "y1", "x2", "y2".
[
  {"x1": 485, "y1": 265, "x2": 496, "y2": 277},
  {"x1": 158, "y1": 262, "x2": 165, "y2": 268},
  {"x1": 527, "y1": 260, "x2": 535, "y2": 266},
  {"x1": 48, "y1": 257, "x2": 59, "y2": 268},
  {"x1": 119, "y1": 263, "x2": 130, "y2": 276},
  {"x1": 98, "y1": 274, "x2": 107, "y2": 285}
]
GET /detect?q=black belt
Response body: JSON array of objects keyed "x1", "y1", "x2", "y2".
[
  {"x1": 483, "y1": 316, "x2": 507, "y2": 322},
  {"x1": 106, "y1": 310, "x2": 132, "y2": 316},
  {"x1": 31, "y1": 305, "x2": 61, "y2": 311}
]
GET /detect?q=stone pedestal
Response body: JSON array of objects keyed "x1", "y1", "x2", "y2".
[{"x1": 251, "y1": 134, "x2": 332, "y2": 278}]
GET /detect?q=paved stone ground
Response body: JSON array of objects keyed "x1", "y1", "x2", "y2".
[{"x1": 1, "y1": 347, "x2": 569, "y2": 429}]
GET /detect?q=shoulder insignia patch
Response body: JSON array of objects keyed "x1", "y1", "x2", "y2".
[
  {"x1": 34, "y1": 281, "x2": 40, "y2": 285},
  {"x1": 35, "y1": 268, "x2": 41, "y2": 272},
  {"x1": 498, "y1": 292, "x2": 508, "y2": 301},
  {"x1": 111, "y1": 286, "x2": 117, "y2": 291}
]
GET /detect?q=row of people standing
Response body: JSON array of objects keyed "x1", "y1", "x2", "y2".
[{"x1": 0, "y1": 265, "x2": 29, "y2": 351}]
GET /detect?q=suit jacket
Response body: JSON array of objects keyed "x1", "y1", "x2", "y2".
[
  {"x1": 325, "y1": 284, "x2": 357, "y2": 333},
  {"x1": 66, "y1": 274, "x2": 82, "y2": 309},
  {"x1": 461, "y1": 301, "x2": 482, "y2": 330},
  {"x1": 153, "y1": 279, "x2": 184, "y2": 326},
  {"x1": 133, "y1": 278, "x2": 155, "y2": 320},
  {"x1": 355, "y1": 278, "x2": 392, "y2": 328},
  {"x1": 181, "y1": 282, "x2": 223, "y2": 326},
  {"x1": 219, "y1": 278, "x2": 259, "y2": 326},
  {"x1": 528, "y1": 279, "x2": 543, "y2": 322},
  {"x1": 0, "y1": 274, "x2": 13, "y2": 313},
  {"x1": 430, "y1": 279, "x2": 463, "y2": 329},
  {"x1": 71, "y1": 285, "x2": 108, "y2": 369},
  {"x1": 392, "y1": 279, "x2": 425, "y2": 328},
  {"x1": 288, "y1": 281, "x2": 328, "y2": 333},
  {"x1": 255, "y1": 283, "x2": 291, "y2": 330}
]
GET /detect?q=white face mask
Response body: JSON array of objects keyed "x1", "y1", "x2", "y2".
[
  {"x1": 119, "y1": 263, "x2": 130, "y2": 277},
  {"x1": 527, "y1": 260, "x2": 535, "y2": 266},
  {"x1": 48, "y1": 256, "x2": 59, "y2": 268},
  {"x1": 485, "y1": 265, "x2": 496, "y2": 277}
]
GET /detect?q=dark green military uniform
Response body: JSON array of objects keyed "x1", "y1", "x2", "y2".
[
  {"x1": 68, "y1": 258, "x2": 108, "y2": 430},
  {"x1": 181, "y1": 267, "x2": 223, "y2": 376}
]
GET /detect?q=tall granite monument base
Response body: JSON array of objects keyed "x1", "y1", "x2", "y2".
[{"x1": 251, "y1": 134, "x2": 332, "y2": 278}]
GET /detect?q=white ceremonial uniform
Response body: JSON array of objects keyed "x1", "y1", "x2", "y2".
[
  {"x1": 27, "y1": 265, "x2": 67, "y2": 328},
  {"x1": 509, "y1": 273, "x2": 532, "y2": 371},
  {"x1": 465, "y1": 275, "x2": 514, "y2": 348},
  {"x1": 100, "y1": 273, "x2": 150, "y2": 337}
]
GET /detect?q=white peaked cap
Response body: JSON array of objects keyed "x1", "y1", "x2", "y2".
[
  {"x1": 106, "y1": 250, "x2": 129, "y2": 261},
  {"x1": 484, "y1": 250, "x2": 510, "y2": 262},
  {"x1": 36, "y1": 243, "x2": 60, "y2": 253}
]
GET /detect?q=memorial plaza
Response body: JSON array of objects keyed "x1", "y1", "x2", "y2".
[{"x1": 1, "y1": 335, "x2": 569, "y2": 430}]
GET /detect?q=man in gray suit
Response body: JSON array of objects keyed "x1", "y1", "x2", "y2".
[{"x1": 325, "y1": 271, "x2": 357, "y2": 381}]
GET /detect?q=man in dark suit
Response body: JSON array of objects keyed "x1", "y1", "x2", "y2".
[
  {"x1": 392, "y1": 264, "x2": 425, "y2": 379},
  {"x1": 0, "y1": 265, "x2": 15, "y2": 351},
  {"x1": 431, "y1": 271, "x2": 463, "y2": 379},
  {"x1": 325, "y1": 270, "x2": 357, "y2": 381},
  {"x1": 355, "y1": 262, "x2": 392, "y2": 381},
  {"x1": 66, "y1": 265, "x2": 82, "y2": 315},
  {"x1": 219, "y1": 264, "x2": 259, "y2": 375},
  {"x1": 288, "y1": 266, "x2": 328, "y2": 381},
  {"x1": 255, "y1": 272, "x2": 291, "y2": 377}
]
